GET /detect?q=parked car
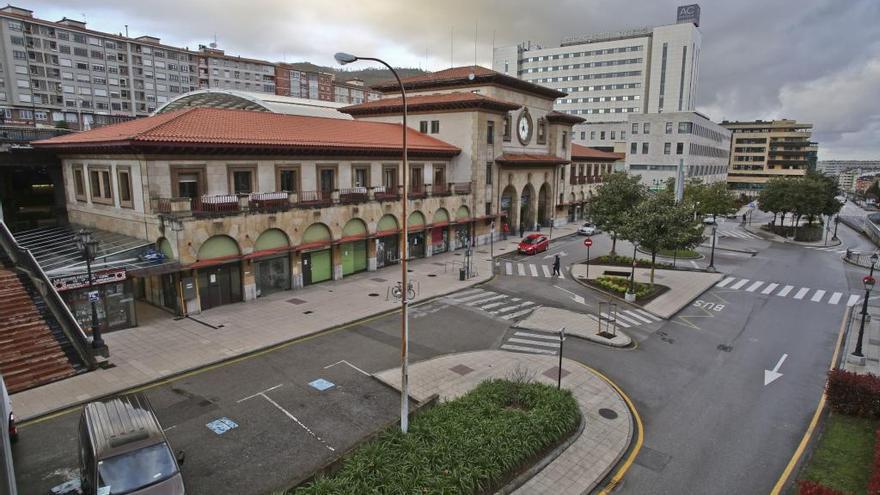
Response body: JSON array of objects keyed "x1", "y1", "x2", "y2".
[
  {"x1": 577, "y1": 223, "x2": 600, "y2": 236},
  {"x1": 518, "y1": 234, "x2": 549, "y2": 255},
  {"x1": 702, "y1": 215, "x2": 718, "y2": 225},
  {"x1": 76, "y1": 393, "x2": 185, "y2": 495}
]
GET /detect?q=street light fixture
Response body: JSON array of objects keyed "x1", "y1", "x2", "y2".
[
  {"x1": 833, "y1": 215, "x2": 840, "y2": 241},
  {"x1": 336, "y1": 51, "x2": 412, "y2": 433},
  {"x1": 708, "y1": 224, "x2": 717, "y2": 272},
  {"x1": 853, "y1": 252, "x2": 879, "y2": 358},
  {"x1": 75, "y1": 229, "x2": 105, "y2": 350},
  {"x1": 627, "y1": 241, "x2": 639, "y2": 301}
]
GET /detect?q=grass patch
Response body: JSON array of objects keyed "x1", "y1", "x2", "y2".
[
  {"x1": 800, "y1": 413, "x2": 878, "y2": 494},
  {"x1": 290, "y1": 378, "x2": 581, "y2": 494},
  {"x1": 591, "y1": 275, "x2": 659, "y2": 300}
]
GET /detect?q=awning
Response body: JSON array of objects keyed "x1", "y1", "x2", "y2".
[
  {"x1": 430, "y1": 221, "x2": 450, "y2": 228},
  {"x1": 188, "y1": 254, "x2": 242, "y2": 270},
  {"x1": 336, "y1": 234, "x2": 368, "y2": 244},
  {"x1": 295, "y1": 241, "x2": 332, "y2": 252},
  {"x1": 375, "y1": 229, "x2": 401, "y2": 237},
  {"x1": 242, "y1": 246, "x2": 291, "y2": 261}
]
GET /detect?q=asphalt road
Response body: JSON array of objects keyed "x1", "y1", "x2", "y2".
[{"x1": 12, "y1": 215, "x2": 872, "y2": 495}]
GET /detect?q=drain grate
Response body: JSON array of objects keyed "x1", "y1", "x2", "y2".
[
  {"x1": 450, "y1": 364, "x2": 474, "y2": 376},
  {"x1": 634, "y1": 447, "x2": 672, "y2": 473},
  {"x1": 542, "y1": 367, "x2": 569, "y2": 380},
  {"x1": 287, "y1": 298, "x2": 307, "y2": 305},
  {"x1": 428, "y1": 274, "x2": 437, "y2": 277},
  {"x1": 303, "y1": 310, "x2": 313, "y2": 315},
  {"x1": 717, "y1": 344, "x2": 733, "y2": 352},
  {"x1": 370, "y1": 277, "x2": 386, "y2": 283},
  {"x1": 368, "y1": 293, "x2": 379, "y2": 297},
  {"x1": 598, "y1": 408, "x2": 618, "y2": 420}
]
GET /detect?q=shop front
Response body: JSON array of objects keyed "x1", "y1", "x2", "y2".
[
  {"x1": 250, "y1": 229, "x2": 292, "y2": 297},
  {"x1": 375, "y1": 214, "x2": 400, "y2": 269},
  {"x1": 53, "y1": 268, "x2": 137, "y2": 332},
  {"x1": 300, "y1": 223, "x2": 333, "y2": 286},
  {"x1": 340, "y1": 219, "x2": 368, "y2": 277},
  {"x1": 454, "y1": 205, "x2": 472, "y2": 250},
  {"x1": 407, "y1": 211, "x2": 426, "y2": 259},
  {"x1": 430, "y1": 208, "x2": 450, "y2": 255},
  {"x1": 193, "y1": 235, "x2": 243, "y2": 311}
]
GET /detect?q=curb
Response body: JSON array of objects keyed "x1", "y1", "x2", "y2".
[
  {"x1": 637, "y1": 247, "x2": 704, "y2": 261},
  {"x1": 17, "y1": 272, "x2": 495, "y2": 425}
]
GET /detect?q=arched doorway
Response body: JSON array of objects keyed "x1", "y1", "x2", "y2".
[
  {"x1": 253, "y1": 228, "x2": 291, "y2": 296},
  {"x1": 376, "y1": 214, "x2": 399, "y2": 268},
  {"x1": 520, "y1": 183, "x2": 536, "y2": 231},
  {"x1": 455, "y1": 205, "x2": 471, "y2": 249},
  {"x1": 431, "y1": 208, "x2": 450, "y2": 254},
  {"x1": 340, "y1": 218, "x2": 368, "y2": 276},
  {"x1": 407, "y1": 211, "x2": 427, "y2": 259},
  {"x1": 301, "y1": 223, "x2": 333, "y2": 286},
  {"x1": 196, "y1": 235, "x2": 242, "y2": 310},
  {"x1": 538, "y1": 182, "x2": 551, "y2": 227},
  {"x1": 500, "y1": 185, "x2": 518, "y2": 235}
]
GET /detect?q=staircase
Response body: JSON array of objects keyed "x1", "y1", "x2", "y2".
[{"x1": 0, "y1": 256, "x2": 87, "y2": 393}]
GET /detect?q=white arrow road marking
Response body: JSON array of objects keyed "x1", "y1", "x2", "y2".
[
  {"x1": 554, "y1": 285, "x2": 586, "y2": 305},
  {"x1": 764, "y1": 354, "x2": 788, "y2": 386}
]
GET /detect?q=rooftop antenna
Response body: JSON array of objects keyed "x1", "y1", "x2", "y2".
[
  {"x1": 450, "y1": 27, "x2": 454, "y2": 68},
  {"x1": 474, "y1": 19, "x2": 478, "y2": 67},
  {"x1": 124, "y1": 24, "x2": 128, "y2": 38},
  {"x1": 209, "y1": 33, "x2": 217, "y2": 49}
]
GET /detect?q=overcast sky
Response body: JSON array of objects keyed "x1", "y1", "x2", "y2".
[{"x1": 25, "y1": 0, "x2": 880, "y2": 160}]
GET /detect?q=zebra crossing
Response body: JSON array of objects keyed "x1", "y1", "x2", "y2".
[
  {"x1": 715, "y1": 276, "x2": 860, "y2": 306},
  {"x1": 500, "y1": 329, "x2": 561, "y2": 355},
  {"x1": 497, "y1": 261, "x2": 565, "y2": 279},
  {"x1": 804, "y1": 246, "x2": 848, "y2": 254},
  {"x1": 438, "y1": 288, "x2": 542, "y2": 321},
  {"x1": 716, "y1": 229, "x2": 762, "y2": 240},
  {"x1": 587, "y1": 307, "x2": 662, "y2": 329}
]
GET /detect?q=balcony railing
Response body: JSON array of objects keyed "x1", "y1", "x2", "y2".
[
  {"x1": 451, "y1": 182, "x2": 471, "y2": 195},
  {"x1": 375, "y1": 185, "x2": 402, "y2": 201},
  {"x1": 297, "y1": 190, "x2": 333, "y2": 207},
  {"x1": 409, "y1": 184, "x2": 427, "y2": 199},
  {"x1": 339, "y1": 187, "x2": 369, "y2": 204},
  {"x1": 249, "y1": 192, "x2": 289, "y2": 212},
  {"x1": 192, "y1": 194, "x2": 240, "y2": 215},
  {"x1": 578, "y1": 176, "x2": 586, "y2": 184},
  {"x1": 431, "y1": 183, "x2": 451, "y2": 196}
]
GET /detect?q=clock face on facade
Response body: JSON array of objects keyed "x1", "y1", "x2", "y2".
[{"x1": 517, "y1": 109, "x2": 533, "y2": 145}]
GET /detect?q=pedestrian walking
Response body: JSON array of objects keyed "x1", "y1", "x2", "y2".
[
  {"x1": 519, "y1": 223, "x2": 525, "y2": 238},
  {"x1": 553, "y1": 254, "x2": 561, "y2": 276}
]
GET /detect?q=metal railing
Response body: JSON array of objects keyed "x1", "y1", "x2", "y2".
[
  {"x1": 375, "y1": 185, "x2": 402, "y2": 201},
  {"x1": 298, "y1": 190, "x2": 333, "y2": 207},
  {"x1": 192, "y1": 194, "x2": 240, "y2": 215},
  {"x1": 339, "y1": 187, "x2": 369, "y2": 204},
  {"x1": 0, "y1": 220, "x2": 97, "y2": 370},
  {"x1": 451, "y1": 182, "x2": 472, "y2": 195},
  {"x1": 249, "y1": 192, "x2": 289, "y2": 212},
  {"x1": 409, "y1": 184, "x2": 427, "y2": 199},
  {"x1": 431, "y1": 183, "x2": 450, "y2": 196}
]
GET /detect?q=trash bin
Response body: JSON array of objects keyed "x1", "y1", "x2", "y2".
[{"x1": 459, "y1": 268, "x2": 466, "y2": 281}]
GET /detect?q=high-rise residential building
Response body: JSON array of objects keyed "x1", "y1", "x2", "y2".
[
  {"x1": 625, "y1": 111, "x2": 730, "y2": 189},
  {"x1": 195, "y1": 45, "x2": 276, "y2": 95},
  {"x1": 721, "y1": 119, "x2": 818, "y2": 194},
  {"x1": 493, "y1": 4, "x2": 702, "y2": 150}
]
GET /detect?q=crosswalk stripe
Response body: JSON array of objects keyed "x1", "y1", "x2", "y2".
[
  {"x1": 690, "y1": 260, "x2": 699, "y2": 268},
  {"x1": 451, "y1": 291, "x2": 490, "y2": 302},
  {"x1": 717, "y1": 277, "x2": 735, "y2": 288},
  {"x1": 847, "y1": 295, "x2": 861, "y2": 307},
  {"x1": 623, "y1": 310, "x2": 653, "y2": 323},
  {"x1": 529, "y1": 264, "x2": 538, "y2": 277},
  {"x1": 558, "y1": 270, "x2": 565, "y2": 279},
  {"x1": 793, "y1": 288, "x2": 810, "y2": 300},
  {"x1": 500, "y1": 344, "x2": 556, "y2": 355},
  {"x1": 777, "y1": 285, "x2": 794, "y2": 297},
  {"x1": 517, "y1": 264, "x2": 526, "y2": 276},
  {"x1": 467, "y1": 294, "x2": 506, "y2": 306},
  {"x1": 492, "y1": 301, "x2": 535, "y2": 314},
  {"x1": 746, "y1": 281, "x2": 763, "y2": 292},
  {"x1": 811, "y1": 290, "x2": 826, "y2": 302},
  {"x1": 542, "y1": 265, "x2": 551, "y2": 277},
  {"x1": 514, "y1": 331, "x2": 561, "y2": 341},
  {"x1": 828, "y1": 292, "x2": 843, "y2": 305},
  {"x1": 505, "y1": 262, "x2": 512, "y2": 275},
  {"x1": 501, "y1": 306, "x2": 540, "y2": 320},
  {"x1": 761, "y1": 283, "x2": 779, "y2": 295},
  {"x1": 480, "y1": 301, "x2": 508, "y2": 310},
  {"x1": 454, "y1": 288, "x2": 484, "y2": 298},
  {"x1": 613, "y1": 312, "x2": 641, "y2": 326},
  {"x1": 507, "y1": 337, "x2": 561, "y2": 348},
  {"x1": 600, "y1": 312, "x2": 631, "y2": 328},
  {"x1": 730, "y1": 279, "x2": 750, "y2": 290},
  {"x1": 635, "y1": 309, "x2": 661, "y2": 321}
]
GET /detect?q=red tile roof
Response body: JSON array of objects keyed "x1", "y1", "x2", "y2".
[
  {"x1": 340, "y1": 92, "x2": 521, "y2": 116},
  {"x1": 571, "y1": 144, "x2": 625, "y2": 161},
  {"x1": 33, "y1": 108, "x2": 460, "y2": 157},
  {"x1": 495, "y1": 153, "x2": 569, "y2": 166},
  {"x1": 545, "y1": 111, "x2": 586, "y2": 125},
  {"x1": 372, "y1": 65, "x2": 567, "y2": 99}
]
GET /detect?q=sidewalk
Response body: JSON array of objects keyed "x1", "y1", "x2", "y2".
[
  {"x1": 11, "y1": 250, "x2": 494, "y2": 421},
  {"x1": 571, "y1": 263, "x2": 723, "y2": 319},
  {"x1": 516, "y1": 306, "x2": 632, "y2": 347},
  {"x1": 843, "y1": 304, "x2": 880, "y2": 375},
  {"x1": 373, "y1": 350, "x2": 634, "y2": 495}
]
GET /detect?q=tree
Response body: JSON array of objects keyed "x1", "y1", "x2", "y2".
[
  {"x1": 591, "y1": 172, "x2": 645, "y2": 255},
  {"x1": 619, "y1": 193, "x2": 704, "y2": 285},
  {"x1": 758, "y1": 178, "x2": 794, "y2": 228}
]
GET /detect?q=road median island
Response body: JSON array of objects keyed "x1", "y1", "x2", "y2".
[
  {"x1": 288, "y1": 379, "x2": 581, "y2": 494},
  {"x1": 515, "y1": 306, "x2": 632, "y2": 348}
]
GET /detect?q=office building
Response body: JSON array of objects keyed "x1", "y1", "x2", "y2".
[
  {"x1": 721, "y1": 119, "x2": 817, "y2": 194},
  {"x1": 817, "y1": 160, "x2": 880, "y2": 177},
  {"x1": 494, "y1": 5, "x2": 702, "y2": 150},
  {"x1": 625, "y1": 111, "x2": 730, "y2": 189}
]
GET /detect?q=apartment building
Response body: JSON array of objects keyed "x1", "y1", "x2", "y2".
[
  {"x1": 625, "y1": 111, "x2": 730, "y2": 189},
  {"x1": 493, "y1": 4, "x2": 702, "y2": 150},
  {"x1": 817, "y1": 160, "x2": 880, "y2": 177},
  {"x1": 721, "y1": 119, "x2": 818, "y2": 194},
  {"x1": 196, "y1": 45, "x2": 276, "y2": 95}
]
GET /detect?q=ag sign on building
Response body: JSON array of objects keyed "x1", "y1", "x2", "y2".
[{"x1": 677, "y1": 4, "x2": 701, "y2": 26}]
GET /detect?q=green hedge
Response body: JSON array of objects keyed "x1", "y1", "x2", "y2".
[
  {"x1": 594, "y1": 276, "x2": 655, "y2": 299},
  {"x1": 593, "y1": 254, "x2": 673, "y2": 269},
  {"x1": 291, "y1": 379, "x2": 581, "y2": 494}
]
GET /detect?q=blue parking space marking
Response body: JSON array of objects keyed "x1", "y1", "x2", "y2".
[
  {"x1": 206, "y1": 417, "x2": 238, "y2": 435},
  {"x1": 309, "y1": 378, "x2": 335, "y2": 391}
]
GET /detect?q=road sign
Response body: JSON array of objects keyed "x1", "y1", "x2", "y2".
[
  {"x1": 584, "y1": 238, "x2": 593, "y2": 247},
  {"x1": 88, "y1": 290, "x2": 99, "y2": 302}
]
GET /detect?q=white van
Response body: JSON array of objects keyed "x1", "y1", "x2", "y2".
[{"x1": 1, "y1": 373, "x2": 17, "y2": 495}]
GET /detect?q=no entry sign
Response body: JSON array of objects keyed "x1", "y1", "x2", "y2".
[{"x1": 584, "y1": 238, "x2": 593, "y2": 247}]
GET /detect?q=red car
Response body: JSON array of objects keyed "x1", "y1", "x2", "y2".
[{"x1": 518, "y1": 233, "x2": 549, "y2": 255}]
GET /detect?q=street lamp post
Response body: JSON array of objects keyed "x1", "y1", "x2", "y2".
[
  {"x1": 75, "y1": 229, "x2": 105, "y2": 350},
  {"x1": 853, "y1": 253, "x2": 879, "y2": 358},
  {"x1": 336, "y1": 52, "x2": 411, "y2": 433},
  {"x1": 833, "y1": 215, "x2": 840, "y2": 241},
  {"x1": 708, "y1": 224, "x2": 717, "y2": 272},
  {"x1": 490, "y1": 221, "x2": 495, "y2": 274},
  {"x1": 628, "y1": 241, "x2": 639, "y2": 300}
]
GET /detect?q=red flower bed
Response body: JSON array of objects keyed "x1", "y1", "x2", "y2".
[
  {"x1": 826, "y1": 368, "x2": 880, "y2": 418},
  {"x1": 797, "y1": 480, "x2": 848, "y2": 495}
]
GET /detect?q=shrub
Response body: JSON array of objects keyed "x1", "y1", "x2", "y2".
[
  {"x1": 592, "y1": 254, "x2": 672, "y2": 269},
  {"x1": 826, "y1": 368, "x2": 880, "y2": 418},
  {"x1": 797, "y1": 480, "x2": 848, "y2": 495},
  {"x1": 594, "y1": 276, "x2": 655, "y2": 299}
]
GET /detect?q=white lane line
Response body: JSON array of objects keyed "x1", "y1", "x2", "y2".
[
  {"x1": 811, "y1": 290, "x2": 826, "y2": 303},
  {"x1": 237, "y1": 384, "x2": 284, "y2": 402},
  {"x1": 600, "y1": 312, "x2": 631, "y2": 328},
  {"x1": 746, "y1": 281, "x2": 763, "y2": 292},
  {"x1": 467, "y1": 294, "x2": 506, "y2": 306},
  {"x1": 517, "y1": 264, "x2": 526, "y2": 276},
  {"x1": 514, "y1": 331, "x2": 561, "y2": 341},
  {"x1": 777, "y1": 285, "x2": 794, "y2": 297},
  {"x1": 480, "y1": 301, "x2": 508, "y2": 310},
  {"x1": 793, "y1": 288, "x2": 810, "y2": 300},
  {"x1": 323, "y1": 360, "x2": 370, "y2": 376},
  {"x1": 613, "y1": 312, "x2": 641, "y2": 326},
  {"x1": 716, "y1": 277, "x2": 736, "y2": 288},
  {"x1": 492, "y1": 301, "x2": 535, "y2": 314},
  {"x1": 507, "y1": 337, "x2": 561, "y2": 348},
  {"x1": 623, "y1": 310, "x2": 652, "y2": 323},
  {"x1": 501, "y1": 306, "x2": 540, "y2": 320},
  {"x1": 500, "y1": 344, "x2": 556, "y2": 355},
  {"x1": 529, "y1": 264, "x2": 538, "y2": 277},
  {"x1": 542, "y1": 265, "x2": 551, "y2": 277},
  {"x1": 238, "y1": 385, "x2": 334, "y2": 452},
  {"x1": 505, "y1": 262, "x2": 513, "y2": 275},
  {"x1": 730, "y1": 279, "x2": 750, "y2": 290},
  {"x1": 760, "y1": 283, "x2": 779, "y2": 295},
  {"x1": 828, "y1": 292, "x2": 843, "y2": 305},
  {"x1": 451, "y1": 291, "x2": 490, "y2": 302},
  {"x1": 847, "y1": 295, "x2": 861, "y2": 307},
  {"x1": 634, "y1": 309, "x2": 661, "y2": 321},
  {"x1": 690, "y1": 260, "x2": 699, "y2": 268}
]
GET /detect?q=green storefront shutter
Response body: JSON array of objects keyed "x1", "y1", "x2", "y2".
[
  {"x1": 342, "y1": 244, "x2": 355, "y2": 276},
  {"x1": 353, "y1": 241, "x2": 367, "y2": 272},
  {"x1": 310, "y1": 249, "x2": 332, "y2": 283}
]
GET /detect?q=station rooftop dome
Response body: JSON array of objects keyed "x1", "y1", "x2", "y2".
[{"x1": 153, "y1": 89, "x2": 352, "y2": 120}]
